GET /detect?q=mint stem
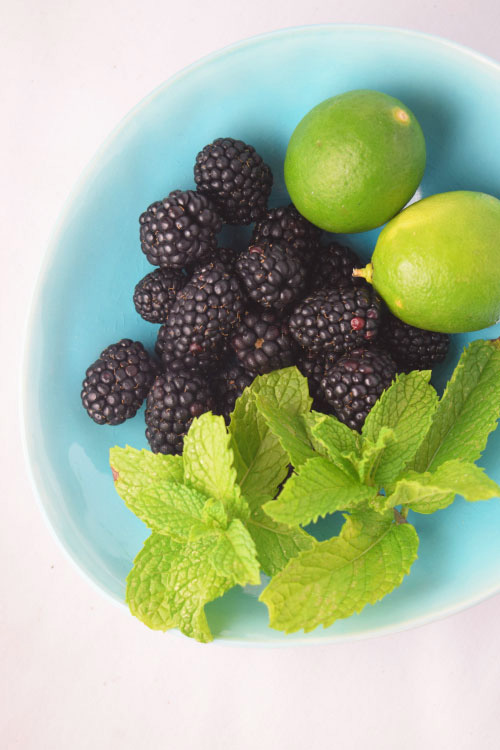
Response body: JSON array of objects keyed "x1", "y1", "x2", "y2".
[{"x1": 394, "y1": 508, "x2": 407, "y2": 524}]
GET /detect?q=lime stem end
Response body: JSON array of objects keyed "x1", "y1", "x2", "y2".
[{"x1": 352, "y1": 263, "x2": 373, "y2": 285}]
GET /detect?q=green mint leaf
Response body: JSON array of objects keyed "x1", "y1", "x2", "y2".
[
  {"x1": 246, "y1": 506, "x2": 314, "y2": 577},
  {"x1": 126, "y1": 533, "x2": 232, "y2": 643},
  {"x1": 119, "y1": 480, "x2": 209, "y2": 541},
  {"x1": 229, "y1": 367, "x2": 311, "y2": 502},
  {"x1": 183, "y1": 412, "x2": 245, "y2": 518},
  {"x1": 201, "y1": 497, "x2": 229, "y2": 528},
  {"x1": 389, "y1": 459, "x2": 500, "y2": 515},
  {"x1": 207, "y1": 519, "x2": 261, "y2": 586},
  {"x1": 263, "y1": 457, "x2": 379, "y2": 527},
  {"x1": 255, "y1": 394, "x2": 316, "y2": 467},
  {"x1": 348, "y1": 427, "x2": 397, "y2": 485},
  {"x1": 260, "y1": 510, "x2": 419, "y2": 634},
  {"x1": 110, "y1": 446, "x2": 183, "y2": 502},
  {"x1": 361, "y1": 371, "x2": 439, "y2": 488},
  {"x1": 308, "y1": 413, "x2": 361, "y2": 476},
  {"x1": 412, "y1": 339, "x2": 500, "y2": 473}
]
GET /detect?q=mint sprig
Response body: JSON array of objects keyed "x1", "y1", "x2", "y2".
[
  {"x1": 258, "y1": 340, "x2": 500, "y2": 634},
  {"x1": 111, "y1": 369, "x2": 314, "y2": 641},
  {"x1": 112, "y1": 339, "x2": 500, "y2": 641}
]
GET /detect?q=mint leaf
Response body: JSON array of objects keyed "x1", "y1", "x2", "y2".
[
  {"x1": 412, "y1": 339, "x2": 500, "y2": 473},
  {"x1": 361, "y1": 371, "x2": 438, "y2": 488},
  {"x1": 263, "y1": 457, "x2": 378, "y2": 526},
  {"x1": 201, "y1": 497, "x2": 229, "y2": 528},
  {"x1": 229, "y1": 368, "x2": 310, "y2": 501},
  {"x1": 389, "y1": 459, "x2": 500, "y2": 514},
  {"x1": 183, "y1": 412, "x2": 244, "y2": 518},
  {"x1": 348, "y1": 427, "x2": 397, "y2": 485},
  {"x1": 308, "y1": 413, "x2": 361, "y2": 476},
  {"x1": 126, "y1": 533, "x2": 232, "y2": 643},
  {"x1": 110, "y1": 446, "x2": 183, "y2": 499},
  {"x1": 260, "y1": 510, "x2": 419, "y2": 634},
  {"x1": 208, "y1": 519, "x2": 261, "y2": 586},
  {"x1": 255, "y1": 395, "x2": 316, "y2": 467},
  {"x1": 246, "y1": 506, "x2": 314, "y2": 577},
  {"x1": 120, "y1": 480, "x2": 209, "y2": 541}
]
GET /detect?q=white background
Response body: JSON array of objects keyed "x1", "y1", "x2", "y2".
[{"x1": 3, "y1": 2, "x2": 500, "y2": 748}]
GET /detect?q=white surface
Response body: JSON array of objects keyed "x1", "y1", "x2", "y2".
[{"x1": 3, "y1": 2, "x2": 500, "y2": 748}]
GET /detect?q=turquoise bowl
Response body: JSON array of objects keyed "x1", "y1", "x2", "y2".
[{"x1": 23, "y1": 25, "x2": 500, "y2": 645}]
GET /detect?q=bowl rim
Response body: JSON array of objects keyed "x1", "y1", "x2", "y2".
[{"x1": 20, "y1": 23, "x2": 500, "y2": 646}]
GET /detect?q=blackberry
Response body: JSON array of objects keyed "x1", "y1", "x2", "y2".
[
  {"x1": 145, "y1": 371, "x2": 215, "y2": 454},
  {"x1": 308, "y1": 242, "x2": 362, "y2": 292},
  {"x1": 251, "y1": 204, "x2": 322, "y2": 259},
  {"x1": 155, "y1": 260, "x2": 245, "y2": 370},
  {"x1": 235, "y1": 244, "x2": 307, "y2": 310},
  {"x1": 297, "y1": 351, "x2": 338, "y2": 406},
  {"x1": 231, "y1": 310, "x2": 296, "y2": 375},
  {"x1": 321, "y1": 348, "x2": 397, "y2": 431},
  {"x1": 379, "y1": 313, "x2": 450, "y2": 372},
  {"x1": 212, "y1": 355, "x2": 254, "y2": 422},
  {"x1": 133, "y1": 267, "x2": 185, "y2": 323},
  {"x1": 194, "y1": 137, "x2": 273, "y2": 224},
  {"x1": 139, "y1": 189, "x2": 222, "y2": 269},
  {"x1": 81, "y1": 339, "x2": 157, "y2": 425},
  {"x1": 289, "y1": 282, "x2": 382, "y2": 356}
]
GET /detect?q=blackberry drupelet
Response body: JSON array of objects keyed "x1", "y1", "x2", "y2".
[
  {"x1": 321, "y1": 348, "x2": 397, "y2": 431},
  {"x1": 194, "y1": 138, "x2": 273, "y2": 225},
  {"x1": 308, "y1": 241, "x2": 362, "y2": 292},
  {"x1": 145, "y1": 371, "x2": 216, "y2": 454},
  {"x1": 155, "y1": 260, "x2": 246, "y2": 370},
  {"x1": 289, "y1": 282, "x2": 382, "y2": 356},
  {"x1": 139, "y1": 189, "x2": 222, "y2": 269},
  {"x1": 251, "y1": 204, "x2": 322, "y2": 259},
  {"x1": 133, "y1": 267, "x2": 185, "y2": 324},
  {"x1": 81, "y1": 339, "x2": 158, "y2": 425},
  {"x1": 205, "y1": 246, "x2": 240, "y2": 270},
  {"x1": 379, "y1": 313, "x2": 450, "y2": 372},
  {"x1": 231, "y1": 309, "x2": 296, "y2": 375},
  {"x1": 212, "y1": 355, "x2": 254, "y2": 423},
  {"x1": 235, "y1": 244, "x2": 307, "y2": 310}
]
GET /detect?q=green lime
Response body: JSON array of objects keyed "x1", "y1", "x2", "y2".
[
  {"x1": 355, "y1": 191, "x2": 500, "y2": 333},
  {"x1": 284, "y1": 89, "x2": 426, "y2": 233}
]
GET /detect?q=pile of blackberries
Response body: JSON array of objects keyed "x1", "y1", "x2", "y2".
[{"x1": 81, "y1": 137, "x2": 450, "y2": 452}]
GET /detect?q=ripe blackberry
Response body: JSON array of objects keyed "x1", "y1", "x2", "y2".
[
  {"x1": 251, "y1": 204, "x2": 322, "y2": 259},
  {"x1": 231, "y1": 310, "x2": 296, "y2": 375},
  {"x1": 379, "y1": 313, "x2": 450, "y2": 372},
  {"x1": 321, "y1": 348, "x2": 397, "y2": 431},
  {"x1": 289, "y1": 282, "x2": 382, "y2": 356},
  {"x1": 155, "y1": 260, "x2": 245, "y2": 370},
  {"x1": 133, "y1": 267, "x2": 185, "y2": 323},
  {"x1": 212, "y1": 355, "x2": 254, "y2": 422},
  {"x1": 235, "y1": 244, "x2": 307, "y2": 311},
  {"x1": 297, "y1": 352, "x2": 338, "y2": 406},
  {"x1": 139, "y1": 189, "x2": 222, "y2": 269},
  {"x1": 145, "y1": 371, "x2": 216, "y2": 454},
  {"x1": 308, "y1": 242, "x2": 362, "y2": 292},
  {"x1": 194, "y1": 138, "x2": 273, "y2": 224},
  {"x1": 81, "y1": 339, "x2": 158, "y2": 425}
]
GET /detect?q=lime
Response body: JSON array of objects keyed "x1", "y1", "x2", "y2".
[
  {"x1": 284, "y1": 89, "x2": 426, "y2": 233},
  {"x1": 355, "y1": 191, "x2": 500, "y2": 333}
]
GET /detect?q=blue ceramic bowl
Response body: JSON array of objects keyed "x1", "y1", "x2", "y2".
[{"x1": 22, "y1": 25, "x2": 500, "y2": 644}]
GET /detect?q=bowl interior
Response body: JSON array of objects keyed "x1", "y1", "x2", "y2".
[{"x1": 24, "y1": 26, "x2": 500, "y2": 644}]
